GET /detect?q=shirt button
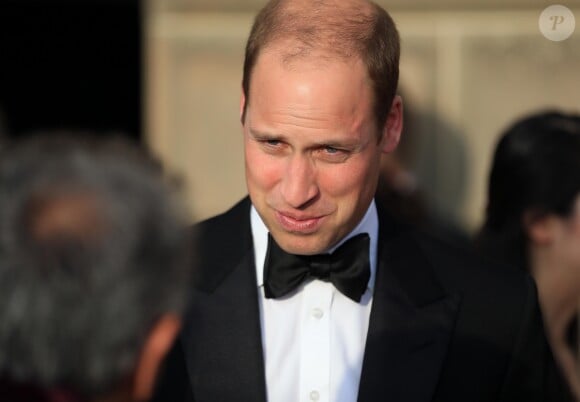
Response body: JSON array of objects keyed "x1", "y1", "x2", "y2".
[
  {"x1": 311, "y1": 308, "x2": 324, "y2": 319},
  {"x1": 310, "y1": 390, "x2": 320, "y2": 401}
]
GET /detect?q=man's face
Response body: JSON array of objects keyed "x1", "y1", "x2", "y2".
[{"x1": 242, "y1": 49, "x2": 400, "y2": 255}]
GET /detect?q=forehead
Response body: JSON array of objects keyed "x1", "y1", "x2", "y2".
[
  {"x1": 246, "y1": 50, "x2": 378, "y2": 142},
  {"x1": 248, "y1": 48, "x2": 372, "y2": 115},
  {"x1": 254, "y1": 40, "x2": 365, "y2": 78}
]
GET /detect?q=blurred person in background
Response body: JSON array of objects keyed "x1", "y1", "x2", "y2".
[
  {"x1": 0, "y1": 134, "x2": 191, "y2": 402},
  {"x1": 478, "y1": 111, "x2": 580, "y2": 399}
]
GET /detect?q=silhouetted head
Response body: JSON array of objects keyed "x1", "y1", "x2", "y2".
[
  {"x1": 0, "y1": 134, "x2": 191, "y2": 401},
  {"x1": 478, "y1": 111, "x2": 580, "y2": 269}
]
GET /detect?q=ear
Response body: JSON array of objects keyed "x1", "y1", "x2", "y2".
[
  {"x1": 380, "y1": 95, "x2": 403, "y2": 154},
  {"x1": 523, "y1": 209, "x2": 558, "y2": 246},
  {"x1": 240, "y1": 89, "x2": 247, "y2": 124},
  {"x1": 132, "y1": 314, "x2": 181, "y2": 401}
]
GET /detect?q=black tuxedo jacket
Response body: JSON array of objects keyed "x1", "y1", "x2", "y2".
[{"x1": 153, "y1": 197, "x2": 570, "y2": 402}]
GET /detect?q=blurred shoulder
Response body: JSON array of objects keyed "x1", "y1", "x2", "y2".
[{"x1": 408, "y1": 226, "x2": 535, "y2": 310}]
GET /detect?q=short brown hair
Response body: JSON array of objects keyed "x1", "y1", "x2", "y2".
[{"x1": 241, "y1": 0, "x2": 400, "y2": 132}]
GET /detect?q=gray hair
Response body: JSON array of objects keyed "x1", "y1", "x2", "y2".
[{"x1": 0, "y1": 134, "x2": 191, "y2": 397}]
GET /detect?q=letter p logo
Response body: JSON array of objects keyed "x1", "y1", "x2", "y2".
[
  {"x1": 550, "y1": 15, "x2": 565, "y2": 30},
  {"x1": 540, "y1": 5, "x2": 576, "y2": 41}
]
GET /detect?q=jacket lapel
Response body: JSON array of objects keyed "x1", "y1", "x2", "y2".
[
  {"x1": 358, "y1": 213, "x2": 461, "y2": 402},
  {"x1": 182, "y1": 198, "x2": 267, "y2": 402}
]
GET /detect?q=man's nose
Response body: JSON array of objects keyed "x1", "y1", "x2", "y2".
[{"x1": 280, "y1": 155, "x2": 319, "y2": 208}]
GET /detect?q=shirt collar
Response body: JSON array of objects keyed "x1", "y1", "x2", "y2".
[{"x1": 251, "y1": 200, "x2": 379, "y2": 291}]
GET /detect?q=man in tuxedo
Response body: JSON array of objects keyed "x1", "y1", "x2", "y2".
[{"x1": 153, "y1": 0, "x2": 570, "y2": 400}]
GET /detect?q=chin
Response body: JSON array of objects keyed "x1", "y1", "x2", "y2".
[{"x1": 273, "y1": 231, "x2": 335, "y2": 256}]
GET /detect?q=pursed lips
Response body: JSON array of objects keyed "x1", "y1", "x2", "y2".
[{"x1": 274, "y1": 210, "x2": 328, "y2": 233}]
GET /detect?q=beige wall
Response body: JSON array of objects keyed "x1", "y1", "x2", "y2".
[{"x1": 146, "y1": 1, "x2": 580, "y2": 230}]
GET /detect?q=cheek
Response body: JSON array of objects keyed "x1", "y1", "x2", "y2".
[
  {"x1": 563, "y1": 212, "x2": 580, "y2": 241},
  {"x1": 245, "y1": 148, "x2": 282, "y2": 191},
  {"x1": 319, "y1": 170, "x2": 356, "y2": 196},
  {"x1": 555, "y1": 217, "x2": 580, "y2": 265},
  {"x1": 318, "y1": 158, "x2": 379, "y2": 197}
]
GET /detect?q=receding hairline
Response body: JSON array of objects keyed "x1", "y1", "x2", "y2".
[
  {"x1": 271, "y1": 0, "x2": 378, "y2": 23},
  {"x1": 255, "y1": 40, "x2": 369, "y2": 73},
  {"x1": 252, "y1": 0, "x2": 380, "y2": 60}
]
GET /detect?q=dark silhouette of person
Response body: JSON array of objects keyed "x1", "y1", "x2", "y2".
[{"x1": 478, "y1": 111, "x2": 580, "y2": 399}]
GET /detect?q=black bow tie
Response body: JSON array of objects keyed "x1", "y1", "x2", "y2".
[{"x1": 263, "y1": 233, "x2": 370, "y2": 302}]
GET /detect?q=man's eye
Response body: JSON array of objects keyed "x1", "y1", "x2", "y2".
[
  {"x1": 323, "y1": 146, "x2": 347, "y2": 156},
  {"x1": 259, "y1": 139, "x2": 286, "y2": 154},
  {"x1": 317, "y1": 146, "x2": 349, "y2": 162},
  {"x1": 260, "y1": 139, "x2": 282, "y2": 148}
]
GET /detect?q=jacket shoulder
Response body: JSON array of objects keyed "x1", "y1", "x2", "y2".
[
  {"x1": 191, "y1": 197, "x2": 253, "y2": 291},
  {"x1": 411, "y1": 229, "x2": 533, "y2": 298}
]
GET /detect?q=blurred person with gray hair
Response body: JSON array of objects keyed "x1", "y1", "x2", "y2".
[{"x1": 0, "y1": 135, "x2": 192, "y2": 402}]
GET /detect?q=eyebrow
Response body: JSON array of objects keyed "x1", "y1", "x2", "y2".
[
  {"x1": 248, "y1": 129, "x2": 286, "y2": 142},
  {"x1": 249, "y1": 128, "x2": 361, "y2": 150},
  {"x1": 313, "y1": 140, "x2": 354, "y2": 148}
]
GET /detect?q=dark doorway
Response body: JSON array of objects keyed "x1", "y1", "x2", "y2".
[{"x1": 0, "y1": 0, "x2": 142, "y2": 141}]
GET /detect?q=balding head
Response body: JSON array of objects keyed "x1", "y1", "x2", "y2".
[{"x1": 241, "y1": 0, "x2": 400, "y2": 131}]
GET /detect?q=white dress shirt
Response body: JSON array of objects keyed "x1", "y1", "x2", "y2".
[{"x1": 251, "y1": 201, "x2": 378, "y2": 402}]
